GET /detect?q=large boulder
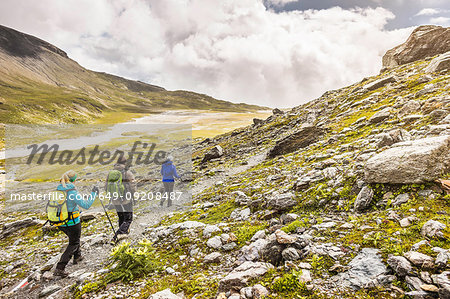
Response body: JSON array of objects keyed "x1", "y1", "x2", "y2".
[
  {"x1": 266, "y1": 193, "x2": 297, "y2": 212},
  {"x1": 202, "y1": 145, "x2": 223, "y2": 162},
  {"x1": 425, "y1": 51, "x2": 450, "y2": 73},
  {"x1": 382, "y1": 25, "x2": 450, "y2": 70},
  {"x1": 267, "y1": 125, "x2": 323, "y2": 158},
  {"x1": 331, "y1": 248, "x2": 390, "y2": 290},
  {"x1": 364, "y1": 135, "x2": 450, "y2": 184},
  {"x1": 218, "y1": 261, "x2": 273, "y2": 292}
]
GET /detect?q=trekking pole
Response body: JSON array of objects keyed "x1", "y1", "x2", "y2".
[{"x1": 98, "y1": 193, "x2": 118, "y2": 243}]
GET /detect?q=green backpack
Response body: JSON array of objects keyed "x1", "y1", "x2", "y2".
[
  {"x1": 46, "y1": 189, "x2": 78, "y2": 226},
  {"x1": 106, "y1": 170, "x2": 126, "y2": 205}
]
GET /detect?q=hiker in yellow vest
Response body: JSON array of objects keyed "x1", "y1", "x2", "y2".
[{"x1": 53, "y1": 170, "x2": 98, "y2": 278}]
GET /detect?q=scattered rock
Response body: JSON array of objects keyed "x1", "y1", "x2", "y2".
[
  {"x1": 267, "y1": 125, "x2": 323, "y2": 158},
  {"x1": 404, "y1": 251, "x2": 434, "y2": 269},
  {"x1": 387, "y1": 256, "x2": 413, "y2": 277},
  {"x1": 364, "y1": 135, "x2": 450, "y2": 184},
  {"x1": 39, "y1": 285, "x2": 61, "y2": 298},
  {"x1": 282, "y1": 247, "x2": 300, "y2": 261},
  {"x1": 266, "y1": 193, "x2": 297, "y2": 212},
  {"x1": 331, "y1": 248, "x2": 388, "y2": 290},
  {"x1": 218, "y1": 261, "x2": 273, "y2": 292},
  {"x1": 202, "y1": 145, "x2": 224, "y2": 162},
  {"x1": 368, "y1": 107, "x2": 392, "y2": 123},
  {"x1": 252, "y1": 284, "x2": 269, "y2": 298},
  {"x1": 421, "y1": 220, "x2": 446, "y2": 239},
  {"x1": 364, "y1": 77, "x2": 397, "y2": 92},
  {"x1": 148, "y1": 288, "x2": 182, "y2": 299},
  {"x1": 425, "y1": 51, "x2": 450, "y2": 73},
  {"x1": 206, "y1": 236, "x2": 222, "y2": 249},
  {"x1": 354, "y1": 186, "x2": 374, "y2": 212},
  {"x1": 392, "y1": 193, "x2": 410, "y2": 207},
  {"x1": 275, "y1": 229, "x2": 296, "y2": 244}
]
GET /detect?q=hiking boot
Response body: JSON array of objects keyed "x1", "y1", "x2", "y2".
[
  {"x1": 53, "y1": 268, "x2": 68, "y2": 278},
  {"x1": 73, "y1": 256, "x2": 84, "y2": 265}
]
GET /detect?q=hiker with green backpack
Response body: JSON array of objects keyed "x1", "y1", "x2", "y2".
[
  {"x1": 49, "y1": 170, "x2": 98, "y2": 278},
  {"x1": 105, "y1": 156, "x2": 136, "y2": 243}
]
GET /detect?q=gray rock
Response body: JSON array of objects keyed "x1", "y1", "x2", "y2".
[
  {"x1": 252, "y1": 284, "x2": 269, "y2": 298},
  {"x1": 148, "y1": 288, "x2": 182, "y2": 299},
  {"x1": 204, "y1": 252, "x2": 222, "y2": 263},
  {"x1": 398, "y1": 100, "x2": 421, "y2": 117},
  {"x1": 202, "y1": 145, "x2": 224, "y2": 162},
  {"x1": 39, "y1": 285, "x2": 61, "y2": 298},
  {"x1": 203, "y1": 225, "x2": 221, "y2": 238},
  {"x1": 369, "y1": 107, "x2": 392, "y2": 123},
  {"x1": 364, "y1": 76, "x2": 397, "y2": 91},
  {"x1": 404, "y1": 251, "x2": 434, "y2": 268},
  {"x1": 405, "y1": 275, "x2": 424, "y2": 291},
  {"x1": 171, "y1": 221, "x2": 206, "y2": 230},
  {"x1": 273, "y1": 108, "x2": 283, "y2": 115},
  {"x1": 354, "y1": 186, "x2": 374, "y2": 212},
  {"x1": 218, "y1": 261, "x2": 274, "y2": 292},
  {"x1": 267, "y1": 125, "x2": 323, "y2": 158},
  {"x1": 275, "y1": 229, "x2": 296, "y2": 244},
  {"x1": 425, "y1": 51, "x2": 450, "y2": 73},
  {"x1": 432, "y1": 271, "x2": 450, "y2": 298},
  {"x1": 239, "y1": 239, "x2": 269, "y2": 262},
  {"x1": 421, "y1": 220, "x2": 446, "y2": 239},
  {"x1": 387, "y1": 256, "x2": 413, "y2": 277},
  {"x1": 382, "y1": 25, "x2": 450, "y2": 70},
  {"x1": 282, "y1": 247, "x2": 300, "y2": 261},
  {"x1": 331, "y1": 248, "x2": 388, "y2": 290},
  {"x1": 222, "y1": 242, "x2": 237, "y2": 251},
  {"x1": 250, "y1": 230, "x2": 266, "y2": 241},
  {"x1": 392, "y1": 193, "x2": 410, "y2": 207},
  {"x1": 364, "y1": 135, "x2": 450, "y2": 184},
  {"x1": 1, "y1": 217, "x2": 42, "y2": 239},
  {"x1": 206, "y1": 236, "x2": 222, "y2": 249},
  {"x1": 266, "y1": 193, "x2": 297, "y2": 212}
]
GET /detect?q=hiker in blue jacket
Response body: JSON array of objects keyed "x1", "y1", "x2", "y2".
[
  {"x1": 54, "y1": 170, "x2": 98, "y2": 278},
  {"x1": 160, "y1": 155, "x2": 180, "y2": 207}
]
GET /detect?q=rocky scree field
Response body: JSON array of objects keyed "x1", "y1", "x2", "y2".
[{"x1": 0, "y1": 27, "x2": 450, "y2": 299}]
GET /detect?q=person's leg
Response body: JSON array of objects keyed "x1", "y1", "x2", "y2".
[
  {"x1": 167, "y1": 182, "x2": 174, "y2": 207},
  {"x1": 55, "y1": 223, "x2": 81, "y2": 273},
  {"x1": 117, "y1": 204, "x2": 133, "y2": 235},
  {"x1": 161, "y1": 182, "x2": 169, "y2": 206}
]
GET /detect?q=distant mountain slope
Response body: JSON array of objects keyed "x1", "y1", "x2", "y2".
[{"x1": 0, "y1": 25, "x2": 264, "y2": 123}]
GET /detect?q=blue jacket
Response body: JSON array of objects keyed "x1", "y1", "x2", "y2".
[
  {"x1": 161, "y1": 161, "x2": 180, "y2": 182},
  {"x1": 57, "y1": 183, "x2": 96, "y2": 226}
]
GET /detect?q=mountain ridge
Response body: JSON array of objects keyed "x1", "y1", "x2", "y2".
[{"x1": 0, "y1": 24, "x2": 266, "y2": 124}]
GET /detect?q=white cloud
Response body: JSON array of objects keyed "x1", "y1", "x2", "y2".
[
  {"x1": 266, "y1": 0, "x2": 297, "y2": 6},
  {"x1": 415, "y1": 8, "x2": 441, "y2": 16},
  {"x1": 430, "y1": 16, "x2": 450, "y2": 25},
  {"x1": 0, "y1": 0, "x2": 413, "y2": 108}
]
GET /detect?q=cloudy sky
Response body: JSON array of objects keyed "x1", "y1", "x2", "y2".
[{"x1": 0, "y1": 0, "x2": 449, "y2": 108}]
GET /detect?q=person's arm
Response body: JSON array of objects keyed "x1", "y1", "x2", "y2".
[
  {"x1": 127, "y1": 171, "x2": 137, "y2": 194},
  {"x1": 173, "y1": 165, "x2": 181, "y2": 179},
  {"x1": 68, "y1": 189, "x2": 96, "y2": 210}
]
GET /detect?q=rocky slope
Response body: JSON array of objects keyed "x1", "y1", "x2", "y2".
[
  {"x1": 382, "y1": 25, "x2": 450, "y2": 71},
  {"x1": 0, "y1": 27, "x2": 449, "y2": 299},
  {"x1": 0, "y1": 25, "x2": 264, "y2": 124}
]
